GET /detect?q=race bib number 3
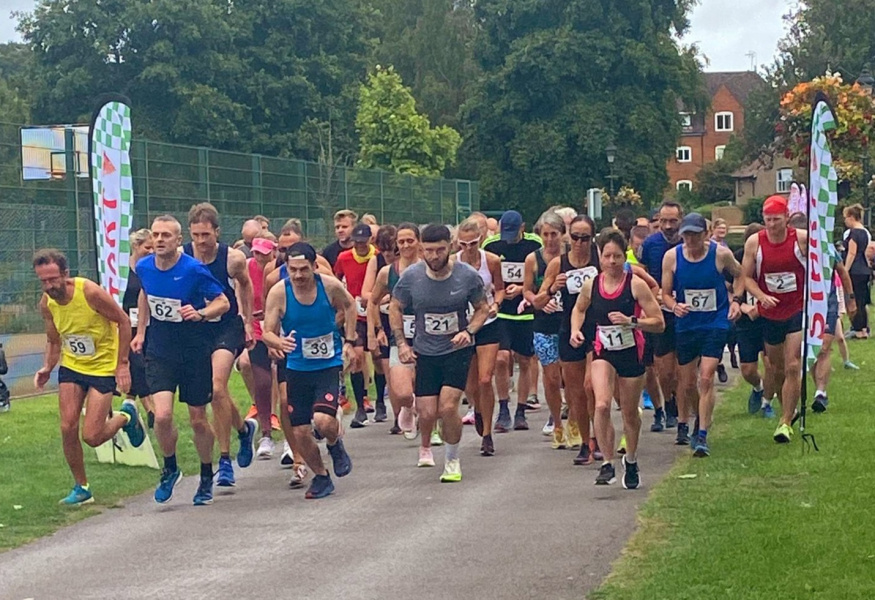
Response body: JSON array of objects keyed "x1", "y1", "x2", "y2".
[
  {"x1": 403, "y1": 315, "x2": 416, "y2": 339},
  {"x1": 566, "y1": 266, "x2": 599, "y2": 295},
  {"x1": 685, "y1": 289, "x2": 717, "y2": 312},
  {"x1": 598, "y1": 325, "x2": 635, "y2": 351},
  {"x1": 765, "y1": 272, "x2": 797, "y2": 294},
  {"x1": 148, "y1": 296, "x2": 183, "y2": 323},
  {"x1": 63, "y1": 334, "x2": 96, "y2": 356},
  {"x1": 424, "y1": 312, "x2": 459, "y2": 335},
  {"x1": 501, "y1": 262, "x2": 525, "y2": 284},
  {"x1": 301, "y1": 333, "x2": 335, "y2": 359}
]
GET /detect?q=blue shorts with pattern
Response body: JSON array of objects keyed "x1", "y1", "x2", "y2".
[{"x1": 533, "y1": 333, "x2": 560, "y2": 366}]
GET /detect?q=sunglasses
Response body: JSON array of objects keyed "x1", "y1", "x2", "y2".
[
  {"x1": 569, "y1": 233, "x2": 592, "y2": 242},
  {"x1": 458, "y1": 237, "x2": 481, "y2": 249}
]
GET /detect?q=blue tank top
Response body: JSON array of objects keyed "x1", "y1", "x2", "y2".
[
  {"x1": 279, "y1": 263, "x2": 288, "y2": 281},
  {"x1": 281, "y1": 275, "x2": 343, "y2": 372},
  {"x1": 673, "y1": 242, "x2": 730, "y2": 332},
  {"x1": 184, "y1": 242, "x2": 239, "y2": 322}
]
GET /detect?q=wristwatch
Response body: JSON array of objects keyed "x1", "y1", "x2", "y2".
[
  {"x1": 465, "y1": 327, "x2": 476, "y2": 337},
  {"x1": 732, "y1": 295, "x2": 744, "y2": 304},
  {"x1": 630, "y1": 317, "x2": 639, "y2": 328},
  {"x1": 344, "y1": 338, "x2": 356, "y2": 346},
  {"x1": 196, "y1": 309, "x2": 207, "y2": 321}
]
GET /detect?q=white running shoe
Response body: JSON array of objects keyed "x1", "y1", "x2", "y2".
[
  {"x1": 256, "y1": 436, "x2": 274, "y2": 460},
  {"x1": 289, "y1": 463, "x2": 308, "y2": 488},
  {"x1": 462, "y1": 408, "x2": 475, "y2": 425},
  {"x1": 418, "y1": 446, "x2": 435, "y2": 467},
  {"x1": 440, "y1": 458, "x2": 462, "y2": 483},
  {"x1": 430, "y1": 428, "x2": 443, "y2": 446},
  {"x1": 280, "y1": 441, "x2": 294, "y2": 468},
  {"x1": 542, "y1": 416, "x2": 555, "y2": 436}
]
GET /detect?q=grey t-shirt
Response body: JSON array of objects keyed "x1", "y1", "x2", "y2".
[{"x1": 392, "y1": 260, "x2": 485, "y2": 356}]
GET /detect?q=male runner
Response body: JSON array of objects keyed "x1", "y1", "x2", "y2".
[
  {"x1": 661, "y1": 213, "x2": 742, "y2": 455},
  {"x1": 133, "y1": 215, "x2": 230, "y2": 505},
  {"x1": 185, "y1": 203, "x2": 257, "y2": 487},
  {"x1": 321, "y1": 209, "x2": 358, "y2": 268},
  {"x1": 238, "y1": 219, "x2": 263, "y2": 258},
  {"x1": 483, "y1": 210, "x2": 542, "y2": 431},
  {"x1": 740, "y1": 195, "x2": 808, "y2": 443},
  {"x1": 391, "y1": 224, "x2": 489, "y2": 481},
  {"x1": 262, "y1": 242, "x2": 355, "y2": 499},
  {"x1": 33, "y1": 249, "x2": 144, "y2": 505}
]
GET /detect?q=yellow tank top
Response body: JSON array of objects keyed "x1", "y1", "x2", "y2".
[
  {"x1": 46, "y1": 278, "x2": 119, "y2": 376},
  {"x1": 626, "y1": 248, "x2": 639, "y2": 265}
]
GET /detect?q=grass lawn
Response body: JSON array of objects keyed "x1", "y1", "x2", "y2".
[{"x1": 592, "y1": 330, "x2": 875, "y2": 600}]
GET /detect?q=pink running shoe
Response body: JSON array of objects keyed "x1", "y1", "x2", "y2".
[
  {"x1": 399, "y1": 406, "x2": 416, "y2": 433},
  {"x1": 418, "y1": 446, "x2": 435, "y2": 467},
  {"x1": 462, "y1": 408, "x2": 475, "y2": 425}
]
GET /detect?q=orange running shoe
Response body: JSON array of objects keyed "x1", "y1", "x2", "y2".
[
  {"x1": 245, "y1": 404, "x2": 258, "y2": 420},
  {"x1": 271, "y1": 414, "x2": 281, "y2": 431}
]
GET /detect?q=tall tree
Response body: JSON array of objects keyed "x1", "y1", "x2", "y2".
[{"x1": 463, "y1": 0, "x2": 706, "y2": 217}]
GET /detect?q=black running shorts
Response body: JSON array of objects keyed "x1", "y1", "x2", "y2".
[
  {"x1": 145, "y1": 353, "x2": 213, "y2": 406},
  {"x1": 414, "y1": 347, "x2": 475, "y2": 397},
  {"x1": 58, "y1": 366, "x2": 116, "y2": 396},
  {"x1": 285, "y1": 366, "x2": 341, "y2": 427},
  {"x1": 209, "y1": 316, "x2": 246, "y2": 357}
]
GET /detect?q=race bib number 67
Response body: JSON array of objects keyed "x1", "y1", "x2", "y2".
[{"x1": 685, "y1": 289, "x2": 717, "y2": 312}]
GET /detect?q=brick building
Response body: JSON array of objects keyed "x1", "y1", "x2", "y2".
[{"x1": 667, "y1": 71, "x2": 765, "y2": 194}]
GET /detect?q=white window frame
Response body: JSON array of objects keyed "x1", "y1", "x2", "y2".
[
  {"x1": 715, "y1": 111, "x2": 734, "y2": 132},
  {"x1": 676, "y1": 180, "x2": 693, "y2": 192},
  {"x1": 680, "y1": 112, "x2": 692, "y2": 129},
  {"x1": 715, "y1": 145, "x2": 726, "y2": 160},
  {"x1": 776, "y1": 168, "x2": 793, "y2": 193},
  {"x1": 676, "y1": 146, "x2": 692, "y2": 163}
]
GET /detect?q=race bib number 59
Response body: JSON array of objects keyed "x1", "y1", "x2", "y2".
[
  {"x1": 63, "y1": 334, "x2": 95, "y2": 356},
  {"x1": 148, "y1": 296, "x2": 182, "y2": 323}
]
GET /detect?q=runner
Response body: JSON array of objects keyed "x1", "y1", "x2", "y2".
[
  {"x1": 569, "y1": 229, "x2": 664, "y2": 488},
  {"x1": 740, "y1": 195, "x2": 808, "y2": 443},
  {"x1": 122, "y1": 229, "x2": 155, "y2": 428},
  {"x1": 33, "y1": 249, "x2": 144, "y2": 505},
  {"x1": 262, "y1": 242, "x2": 356, "y2": 499},
  {"x1": 390, "y1": 224, "x2": 489, "y2": 480},
  {"x1": 483, "y1": 210, "x2": 542, "y2": 432},
  {"x1": 321, "y1": 209, "x2": 358, "y2": 268},
  {"x1": 661, "y1": 213, "x2": 743, "y2": 455},
  {"x1": 457, "y1": 218, "x2": 505, "y2": 456},
  {"x1": 184, "y1": 203, "x2": 257, "y2": 488},
  {"x1": 132, "y1": 215, "x2": 230, "y2": 505},
  {"x1": 238, "y1": 219, "x2": 263, "y2": 259}
]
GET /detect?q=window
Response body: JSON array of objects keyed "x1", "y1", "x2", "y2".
[
  {"x1": 680, "y1": 112, "x2": 692, "y2": 129},
  {"x1": 676, "y1": 146, "x2": 692, "y2": 163},
  {"x1": 715, "y1": 112, "x2": 734, "y2": 132},
  {"x1": 715, "y1": 145, "x2": 726, "y2": 160},
  {"x1": 777, "y1": 168, "x2": 793, "y2": 193},
  {"x1": 677, "y1": 180, "x2": 693, "y2": 192}
]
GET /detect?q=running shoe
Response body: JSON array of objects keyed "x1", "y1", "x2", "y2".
[
  {"x1": 621, "y1": 456, "x2": 640, "y2": 489},
  {"x1": 327, "y1": 438, "x2": 352, "y2": 477},
  {"x1": 551, "y1": 427, "x2": 567, "y2": 450},
  {"x1": 256, "y1": 436, "x2": 274, "y2": 460},
  {"x1": 675, "y1": 423, "x2": 690, "y2": 446},
  {"x1": 573, "y1": 444, "x2": 593, "y2": 466},
  {"x1": 748, "y1": 387, "x2": 764, "y2": 414},
  {"x1": 591, "y1": 439, "x2": 604, "y2": 461},
  {"x1": 418, "y1": 447, "x2": 435, "y2": 467},
  {"x1": 595, "y1": 462, "x2": 616, "y2": 485},
  {"x1": 193, "y1": 476, "x2": 213, "y2": 506},
  {"x1": 812, "y1": 392, "x2": 829, "y2": 414},
  {"x1": 339, "y1": 394, "x2": 353, "y2": 415},
  {"x1": 237, "y1": 419, "x2": 258, "y2": 468},
  {"x1": 642, "y1": 390, "x2": 654, "y2": 410},
  {"x1": 280, "y1": 441, "x2": 294, "y2": 468},
  {"x1": 154, "y1": 467, "x2": 182, "y2": 504},
  {"x1": 480, "y1": 435, "x2": 495, "y2": 457},
  {"x1": 513, "y1": 413, "x2": 529, "y2": 430},
  {"x1": 399, "y1": 406, "x2": 416, "y2": 436},
  {"x1": 494, "y1": 409, "x2": 512, "y2": 433},
  {"x1": 717, "y1": 363, "x2": 728, "y2": 383},
  {"x1": 844, "y1": 360, "x2": 860, "y2": 370},
  {"x1": 364, "y1": 399, "x2": 374, "y2": 414},
  {"x1": 617, "y1": 435, "x2": 627, "y2": 455},
  {"x1": 542, "y1": 415, "x2": 555, "y2": 436},
  {"x1": 773, "y1": 423, "x2": 793, "y2": 443},
  {"x1": 374, "y1": 403, "x2": 388, "y2": 423},
  {"x1": 430, "y1": 428, "x2": 443, "y2": 446},
  {"x1": 462, "y1": 408, "x2": 476, "y2": 425},
  {"x1": 305, "y1": 474, "x2": 335, "y2": 499},
  {"x1": 440, "y1": 459, "x2": 462, "y2": 483},
  {"x1": 651, "y1": 409, "x2": 665, "y2": 432},
  {"x1": 693, "y1": 436, "x2": 711, "y2": 457},
  {"x1": 271, "y1": 414, "x2": 281, "y2": 431},
  {"x1": 245, "y1": 404, "x2": 258, "y2": 420},
  {"x1": 560, "y1": 404, "x2": 569, "y2": 420},
  {"x1": 288, "y1": 464, "x2": 308, "y2": 489},
  {"x1": 462, "y1": 396, "x2": 469, "y2": 405},
  {"x1": 566, "y1": 421, "x2": 583, "y2": 449},
  {"x1": 350, "y1": 410, "x2": 368, "y2": 428},
  {"x1": 761, "y1": 403, "x2": 776, "y2": 419},
  {"x1": 665, "y1": 396, "x2": 678, "y2": 428},
  {"x1": 730, "y1": 351, "x2": 739, "y2": 369},
  {"x1": 389, "y1": 422, "x2": 402, "y2": 435},
  {"x1": 525, "y1": 395, "x2": 542, "y2": 410},
  {"x1": 216, "y1": 456, "x2": 236, "y2": 487},
  {"x1": 59, "y1": 484, "x2": 93, "y2": 506},
  {"x1": 119, "y1": 400, "x2": 146, "y2": 448},
  {"x1": 474, "y1": 412, "x2": 484, "y2": 437}
]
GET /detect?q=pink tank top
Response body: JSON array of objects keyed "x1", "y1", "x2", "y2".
[{"x1": 248, "y1": 258, "x2": 265, "y2": 340}]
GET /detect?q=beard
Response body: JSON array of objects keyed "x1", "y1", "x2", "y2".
[{"x1": 426, "y1": 255, "x2": 450, "y2": 273}]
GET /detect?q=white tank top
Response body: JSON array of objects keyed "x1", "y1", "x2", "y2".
[{"x1": 457, "y1": 249, "x2": 496, "y2": 324}]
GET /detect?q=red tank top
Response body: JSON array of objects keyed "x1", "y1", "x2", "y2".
[
  {"x1": 756, "y1": 228, "x2": 805, "y2": 321},
  {"x1": 248, "y1": 258, "x2": 265, "y2": 340}
]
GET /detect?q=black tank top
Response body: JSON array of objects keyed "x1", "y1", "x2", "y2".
[
  {"x1": 586, "y1": 272, "x2": 642, "y2": 356},
  {"x1": 533, "y1": 249, "x2": 562, "y2": 335},
  {"x1": 559, "y1": 250, "x2": 600, "y2": 332},
  {"x1": 183, "y1": 242, "x2": 239, "y2": 321}
]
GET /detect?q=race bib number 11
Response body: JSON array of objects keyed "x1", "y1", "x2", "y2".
[{"x1": 598, "y1": 325, "x2": 635, "y2": 351}]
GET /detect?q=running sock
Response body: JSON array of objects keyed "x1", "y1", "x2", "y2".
[
  {"x1": 200, "y1": 462, "x2": 213, "y2": 479},
  {"x1": 445, "y1": 442, "x2": 460, "y2": 461},
  {"x1": 351, "y1": 372, "x2": 367, "y2": 410},
  {"x1": 753, "y1": 381, "x2": 764, "y2": 392},
  {"x1": 654, "y1": 407, "x2": 665, "y2": 418},
  {"x1": 164, "y1": 454, "x2": 178, "y2": 472},
  {"x1": 220, "y1": 452, "x2": 231, "y2": 461},
  {"x1": 499, "y1": 399, "x2": 509, "y2": 414},
  {"x1": 374, "y1": 373, "x2": 387, "y2": 406},
  {"x1": 515, "y1": 403, "x2": 527, "y2": 417}
]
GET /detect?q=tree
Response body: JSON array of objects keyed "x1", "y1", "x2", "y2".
[
  {"x1": 0, "y1": 42, "x2": 33, "y2": 123},
  {"x1": 463, "y1": 0, "x2": 707, "y2": 218},
  {"x1": 356, "y1": 66, "x2": 462, "y2": 177}
]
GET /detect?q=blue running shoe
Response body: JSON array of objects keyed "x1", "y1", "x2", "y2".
[
  {"x1": 154, "y1": 467, "x2": 182, "y2": 504},
  {"x1": 237, "y1": 418, "x2": 257, "y2": 468},
  {"x1": 327, "y1": 438, "x2": 352, "y2": 478},
  {"x1": 193, "y1": 476, "x2": 214, "y2": 506},
  {"x1": 60, "y1": 484, "x2": 93, "y2": 506},
  {"x1": 216, "y1": 456, "x2": 236, "y2": 487},
  {"x1": 119, "y1": 400, "x2": 145, "y2": 448},
  {"x1": 642, "y1": 390, "x2": 654, "y2": 410},
  {"x1": 748, "y1": 388, "x2": 764, "y2": 415},
  {"x1": 305, "y1": 474, "x2": 335, "y2": 499},
  {"x1": 693, "y1": 437, "x2": 711, "y2": 457},
  {"x1": 761, "y1": 404, "x2": 776, "y2": 419}
]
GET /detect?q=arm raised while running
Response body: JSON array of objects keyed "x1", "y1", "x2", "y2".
[
  {"x1": 741, "y1": 233, "x2": 778, "y2": 309},
  {"x1": 34, "y1": 296, "x2": 62, "y2": 391},
  {"x1": 716, "y1": 245, "x2": 743, "y2": 321},
  {"x1": 324, "y1": 275, "x2": 360, "y2": 372},
  {"x1": 628, "y1": 275, "x2": 665, "y2": 333},
  {"x1": 83, "y1": 278, "x2": 133, "y2": 393},
  {"x1": 533, "y1": 256, "x2": 563, "y2": 311},
  {"x1": 262, "y1": 283, "x2": 293, "y2": 354},
  {"x1": 569, "y1": 278, "x2": 592, "y2": 348},
  {"x1": 227, "y1": 247, "x2": 255, "y2": 348},
  {"x1": 486, "y1": 251, "x2": 505, "y2": 314},
  {"x1": 367, "y1": 266, "x2": 390, "y2": 352},
  {"x1": 660, "y1": 249, "x2": 685, "y2": 316}
]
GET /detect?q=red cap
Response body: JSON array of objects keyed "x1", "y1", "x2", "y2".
[{"x1": 762, "y1": 195, "x2": 788, "y2": 216}]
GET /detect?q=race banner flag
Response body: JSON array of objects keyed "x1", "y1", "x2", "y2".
[
  {"x1": 804, "y1": 94, "x2": 839, "y2": 367},
  {"x1": 90, "y1": 98, "x2": 134, "y2": 305}
]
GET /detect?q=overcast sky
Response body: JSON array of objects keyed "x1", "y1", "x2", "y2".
[{"x1": 2, "y1": 0, "x2": 793, "y2": 72}]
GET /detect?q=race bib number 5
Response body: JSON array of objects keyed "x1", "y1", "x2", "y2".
[
  {"x1": 63, "y1": 334, "x2": 95, "y2": 356},
  {"x1": 685, "y1": 289, "x2": 717, "y2": 312},
  {"x1": 424, "y1": 312, "x2": 459, "y2": 335},
  {"x1": 501, "y1": 262, "x2": 525, "y2": 284},
  {"x1": 148, "y1": 296, "x2": 182, "y2": 323},
  {"x1": 566, "y1": 266, "x2": 599, "y2": 295},
  {"x1": 302, "y1": 333, "x2": 335, "y2": 359},
  {"x1": 403, "y1": 315, "x2": 416, "y2": 339},
  {"x1": 765, "y1": 272, "x2": 797, "y2": 294},
  {"x1": 598, "y1": 325, "x2": 635, "y2": 351}
]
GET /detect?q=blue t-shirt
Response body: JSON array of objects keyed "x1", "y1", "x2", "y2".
[
  {"x1": 136, "y1": 253, "x2": 225, "y2": 359},
  {"x1": 639, "y1": 232, "x2": 681, "y2": 285}
]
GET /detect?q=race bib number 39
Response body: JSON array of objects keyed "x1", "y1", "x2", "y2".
[
  {"x1": 63, "y1": 334, "x2": 96, "y2": 356},
  {"x1": 501, "y1": 262, "x2": 525, "y2": 284},
  {"x1": 147, "y1": 296, "x2": 182, "y2": 323},
  {"x1": 598, "y1": 325, "x2": 635, "y2": 351},
  {"x1": 424, "y1": 312, "x2": 459, "y2": 335},
  {"x1": 685, "y1": 288, "x2": 717, "y2": 312},
  {"x1": 566, "y1": 266, "x2": 599, "y2": 295},
  {"x1": 301, "y1": 333, "x2": 335, "y2": 359},
  {"x1": 765, "y1": 272, "x2": 797, "y2": 294}
]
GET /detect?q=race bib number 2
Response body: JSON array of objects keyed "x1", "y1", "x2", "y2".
[
  {"x1": 424, "y1": 312, "x2": 459, "y2": 335},
  {"x1": 63, "y1": 334, "x2": 95, "y2": 356},
  {"x1": 765, "y1": 272, "x2": 797, "y2": 294},
  {"x1": 501, "y1": 262, "x2": 525, "y2": 284},
  {"x1": 148, "y1": 296, "x2": 182, "y2": 323},
  {"x1": 301, "y1": 333, "x2": 335, "y2": 359}
]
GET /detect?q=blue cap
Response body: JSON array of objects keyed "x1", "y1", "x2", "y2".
[
  {"x1": 500, "y1": 210, "x2": 523, "y2": 241},
  {"x1": 679, "y1": 212, "x2": 708, "y2": 235}
]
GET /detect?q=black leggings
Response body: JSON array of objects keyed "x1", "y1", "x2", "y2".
[{"x1": 850, "y1": 274, "x2": 871, "y2": 332}]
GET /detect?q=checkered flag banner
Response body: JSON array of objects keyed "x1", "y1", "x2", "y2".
[
  {"x1": 805, "y1": 96, "x2": 838, "y2": 368},
  {"x1": 90, "y1": 100, "x2": 134, "y2": 305}
]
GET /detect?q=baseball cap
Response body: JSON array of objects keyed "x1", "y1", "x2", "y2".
[
  {"x1": 351, "y1": 223, "x2": 372, "y2": 242},
  {"x1": 251, "y1": 238, "x2": 276, "y2": 255},
  {"x1": 678, "y1": 212, "x2": 707, "y2": 235},
  {"x1": 286, "y1": 242, "x2": 317, "y2": 263},
  {"x1": 762, "y1": 195, "x2": 788, "y2": 216},
  {"x1": 499, "y1": 210, "x2": 523, "y2": 241}
]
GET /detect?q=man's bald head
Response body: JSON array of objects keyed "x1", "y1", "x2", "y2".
[{"x1": 242, "y1": 219, "x2": 262, "y2": 244}]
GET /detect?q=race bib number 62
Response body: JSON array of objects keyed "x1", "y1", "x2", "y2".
[{"x1": 148, "y1": 296, "x2": 182, "y2": 323}]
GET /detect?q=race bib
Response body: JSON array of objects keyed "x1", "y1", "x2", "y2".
[
  {"x1": 129, "y1": 308, "x2": 139, "y2": 328},
  {"x1": 566, "y1": 266, "x2": 599, "y2": 295},
  {"x1": 598, "y1": 325, "x2": 635, "y2": 351},
  {"x1": 356, "y1": 297, "x2": 368, "y2": 318},
  {"x1": 403, "y1": 315, "x2": 416, "y2": 339},
  {"x1": 301, "y1": 332, "x2": 335, "y2": 359},
  {"x1": 552, "y1": 290, "x2": 564, "y2": 311},
  {"x1": 765, "y1": 272, "x2": 797, "y2": 293},
  {"x1": 501, "y1": 262, "x2": 525, "y2": 284},
  {"x1": 745, "y1": 292, "x2": 758, "y2": 307},
  {"x1": 424, "y1": 312, "x2": 459, "y2": 335},
  {"x1": 685, "y1": 288, "x2": 717, "y2": 312},
  {"x1": 63, "y1": 334, "x2": 95, "y2": 357},
  {"x1": 148, "y1": 296, "x2": 182, "y2": 323}
]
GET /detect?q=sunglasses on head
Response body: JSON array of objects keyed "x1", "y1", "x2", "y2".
[
  {"x1": 458, "y1": 237, "x2": 481, "y2": 248},
  {"x1": 569, "y1": 233, "x2": 592, "y2": 242}
]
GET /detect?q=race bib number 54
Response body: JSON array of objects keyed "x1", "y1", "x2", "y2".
[
  {"x1": 148, "y1": 296, "x2": 182, "y2": 323},
  {"x1": 501, "y1": 262, "x2": 525, "y2": 284}
]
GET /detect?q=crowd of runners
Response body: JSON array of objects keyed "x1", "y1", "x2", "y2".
[{"x1": 32, "y1": 193, "x2": 856, "y2": 504}]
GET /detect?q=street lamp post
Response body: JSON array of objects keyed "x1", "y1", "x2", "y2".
[
  {"x1": 857, "y1": 65, "x2": 874, "y2": 227},
  {"x1": 606, "y1": 143, "x2": 618, "y2": 197}
]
